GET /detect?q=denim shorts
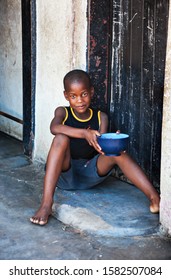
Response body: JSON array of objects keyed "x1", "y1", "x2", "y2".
[{"x1": 57, "y1": 154, "x2": 112, "y2": 190}]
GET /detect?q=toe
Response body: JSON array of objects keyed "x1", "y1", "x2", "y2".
[
  {"x1": 39, "y1": 218, "x2": 48, "y2": 225},
  {"x1": 30, "y1": 216, "x2": 47, "y2": 225},
  {"x1": 30, "y1": 217, "x2": 35, "y2": 223},
  {"x1": 150, "y1": 205, "x2": 159, "y2": 214},
  {"x1": 30, "y1": 216, "x2": 40, "y2": 224}
]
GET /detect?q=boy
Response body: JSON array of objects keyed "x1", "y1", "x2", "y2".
[{"x1": 30, "y1": 69, "x2": 160, "y2": 225}]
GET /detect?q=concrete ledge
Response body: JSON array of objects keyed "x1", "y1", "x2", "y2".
[{"x1": 53, "y1": 177, "x2": 159, "y2": 237}]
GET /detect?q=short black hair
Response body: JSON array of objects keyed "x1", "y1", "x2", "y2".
[{"x1": 63, "y1": 69, "x2": 91, "y2": 90}]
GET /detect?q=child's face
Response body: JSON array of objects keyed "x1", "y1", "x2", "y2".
[{"x1": 64, "y1": 80, "x2": 94, "y2": 115}]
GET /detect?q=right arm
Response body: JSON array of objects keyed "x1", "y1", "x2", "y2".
[
  {"x1": 50, "y1": 106, "x2": 86, "y2": 138},
  {"x1": 50, "y1": 107, "x2": 103, "y2": 154}
]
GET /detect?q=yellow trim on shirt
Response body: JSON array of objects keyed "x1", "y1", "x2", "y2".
[
  {"x1": 62, "y1": 107, "x2": 68, "y2": 124},
  {"x1": 70, "y1": 107, "x2": 93, "y2": 122},
  {"x1": 98, "y1": 110, "x2": 101, "y2": 128}
]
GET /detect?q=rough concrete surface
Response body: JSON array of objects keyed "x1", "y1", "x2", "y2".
[{"x1": 0, "y1": 132, "x2": 171, "y2": 260}]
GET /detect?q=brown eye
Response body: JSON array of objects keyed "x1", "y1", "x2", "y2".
[{"x1": 82, "y1": 92, "x2": 88, "y2": 97}]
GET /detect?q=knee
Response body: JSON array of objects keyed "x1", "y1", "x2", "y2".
[
  {"x1": 52, "y1": 134, "x2": 70, "y2": 148},
  {"x1": 110, "y1": 151, "x2": 128, "y2": 164}
]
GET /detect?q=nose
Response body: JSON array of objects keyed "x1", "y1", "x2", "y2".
[{"x1": 77, "y1": 96, "x2": 82, "y2": 103}]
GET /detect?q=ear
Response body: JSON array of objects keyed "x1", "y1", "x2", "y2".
[
  {"x1": 64, "y1": 91, "x2": 69, "y2": 101},
  {"x1": 90, "y1": 86, "x2": 94, "y2": 98}
]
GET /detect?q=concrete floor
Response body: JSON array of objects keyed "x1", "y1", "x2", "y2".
[{"x1": 0, "y1": 131, "x2": 171, "y2": 260}]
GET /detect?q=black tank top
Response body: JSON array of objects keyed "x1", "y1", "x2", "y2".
[{"x1": 63, "y1": 106, "x2": 101, "y2": 159}]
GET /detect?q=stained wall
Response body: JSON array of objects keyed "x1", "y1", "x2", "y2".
[{"x1": 34, "y1": 0, "x2": 87, "y2": 161}]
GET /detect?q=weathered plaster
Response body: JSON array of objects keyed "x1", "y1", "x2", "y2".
[
  {"x1": 0, "y1": 0, "x2": 22, "y2": 139},
  {"x1": 160, "y1": 1, "x2": 171, "y2": 236},
  {"x1": 34, "y1": 0, "x2": 87, "y2": 161}
]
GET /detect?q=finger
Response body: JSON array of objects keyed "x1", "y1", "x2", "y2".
[
  {"x1": 93, "y1": 141, "x2": 103, "y2": 153},
  {"x1": 96, "y1": 143, "x2": 102, "y2": 151},
  {"x1": 95, "y1": 131, "x2": 101, "y2": 137},
  {"x1": 98, "y1": 149, "x2": 104, "y2": 155}
]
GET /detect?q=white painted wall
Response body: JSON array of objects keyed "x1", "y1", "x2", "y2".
[
  {"x1": 160, "y1": 1, "x2": 171, "y2": 236},
  {"x1": 34, "y1": 0, "x2": 88, "y2": 161},
  {"x1": 0, "y1": 0, "x2": 22, "y2": 140}
]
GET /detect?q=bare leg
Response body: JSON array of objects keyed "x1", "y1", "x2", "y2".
[
  {"x1": 97, "y1": 152, "x2": 160, "y2": 213},
  {"x1": 30, "y1": 134, "x2": 71, "y2": 225}
]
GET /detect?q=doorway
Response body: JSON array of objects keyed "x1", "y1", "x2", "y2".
[{"x1": 88, "y1": 0, "x2": 169, "y2": 189}]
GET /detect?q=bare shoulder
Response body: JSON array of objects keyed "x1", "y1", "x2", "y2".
[
  {"x1": 54, "y1": 106, "x2": 66, "y2": 118},
  {"x1": 50, "y1": 106, "x2": 66, "y2": 130}
]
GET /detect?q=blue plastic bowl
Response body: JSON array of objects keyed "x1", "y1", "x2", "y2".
[{"x1": 97, "y1": 133, "x2": 129, "y2": 156}]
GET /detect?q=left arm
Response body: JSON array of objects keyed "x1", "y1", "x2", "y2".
[
  {"x1": 88, "y1": 111, "x2": 108, "y2": 155},
  {"x1": 99, "y1": 111, "x2": 108, "y2": 134},
  {"x1": 80, "y1": 111, "x2": 109, "y2": 155}
]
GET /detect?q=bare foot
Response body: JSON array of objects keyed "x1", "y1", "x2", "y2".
[
  {"x1": 150, "y1": 204, "x2": 159, "y2": 214},
  {"x1": 30, "y1": 205, "x2": 52, "y2": 225},
  {"x1": 149, "y1": 195, "x2": 160, "y2": 214}
]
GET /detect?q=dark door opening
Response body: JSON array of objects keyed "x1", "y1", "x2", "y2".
[{"x1": 88, "y1": 0, "x2": 169, "y2": 189}]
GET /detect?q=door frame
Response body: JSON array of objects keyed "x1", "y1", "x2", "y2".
[{"x1": 21, "y1": 0, "x2": 36, "y2": 158}]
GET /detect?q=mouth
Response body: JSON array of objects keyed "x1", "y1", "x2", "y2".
[{"x1": 76, "y1": 105, "x2": 86, "y2": 109}]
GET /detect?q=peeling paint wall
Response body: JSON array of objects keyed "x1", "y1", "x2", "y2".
[
  {"x1": 34, "y1": 0, "x2": 87, "y2": 161},
  {"x1": 110, "y1": 0, "x2": 168, "y2": 189},
  {"x1": 160, "y1": 1, "x2": 171, "y2": 236},
  {"x1": 0, "y1": 0, "x2": 22, "y2": 139}
]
